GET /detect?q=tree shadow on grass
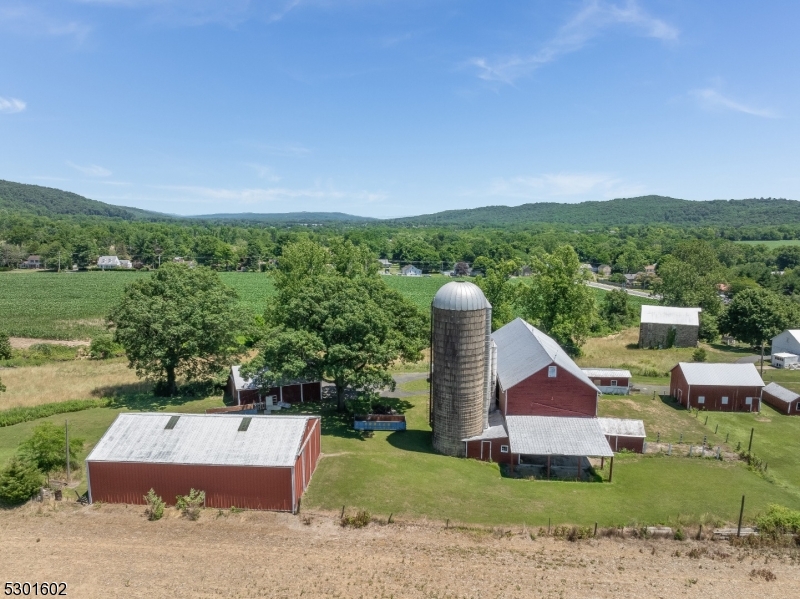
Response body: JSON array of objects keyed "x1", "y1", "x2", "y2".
[
  {"x1": 659, "y1": 394, "x2": 688, "y2": 412},
  {"x1": 386, "y1": 429, "x2": 436, "y2": 454},
  {"x1": 96, "y1": 381, "x2": 214, "y2": 412},
  {"x1": 707, "y1": 343, "x2": 757, "y2": 356},
  {"x1": 278, "y1": 401, "x2": 366, "y2": 441}
]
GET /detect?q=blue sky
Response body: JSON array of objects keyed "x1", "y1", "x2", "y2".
[{"x1": 0, "y1": 1, "x2": 798, "y2": 218}]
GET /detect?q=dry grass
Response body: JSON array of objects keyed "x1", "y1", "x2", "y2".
[
  {"x1": 9, "y1": 337, "x2": 90, "y2": 349},
  {"x1": 577, "y1": 327, "x2": 755, "y2": 377},
  {"x1": 0, "y1": 358, "x2": 148, "y2": 410}
]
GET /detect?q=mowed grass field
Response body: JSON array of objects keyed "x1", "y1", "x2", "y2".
[{"x1": 735, "y1": 239, "x2": 800, "y2": 248}]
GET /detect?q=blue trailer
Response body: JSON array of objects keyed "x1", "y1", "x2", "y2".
[{"x1": 354, "y1": 414, "x2": 406, "y2": 431}]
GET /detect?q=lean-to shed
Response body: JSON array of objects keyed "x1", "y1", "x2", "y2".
[
  {"x1": 597, "y1": 418, "x2": 646, "y2": 452},
  {"x1": 761, "y1": 382, "x2": 800, "y2": 415},
  {"x1": 86, "y1": 413, "x2": 321, "y2": 512},
  {"x1": 581, "y1": 369, "x2": 632, "y2": 395}
]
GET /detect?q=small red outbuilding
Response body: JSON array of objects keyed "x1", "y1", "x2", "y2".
[
  {"x1": 228, "y1": 365, "x2": 322, "y2": 406},
  {"x1": 86, "y1": 413, "x2": 320, "y2": 512},
  {"x1": 669, "y1": 362, "x2": 764, "y2": 412},
  {"x1": 761, "y1": 382, "x2": 800, "y2": 415}
]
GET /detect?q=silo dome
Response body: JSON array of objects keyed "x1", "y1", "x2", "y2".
[
  {"x1": 429, "y1": 281, "x2": 493, "y2": 457},
  {"x1": 432, "y1": 281, "x2": 490, "y2": 311}
]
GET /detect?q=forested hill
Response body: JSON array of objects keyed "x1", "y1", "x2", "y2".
[
  {"x1": 0, "y1": 180, "x2": 163, "y2": 220},
  {"x1": 391, "y1": 196, "x2": 800, "y2": 228},
  {"x1": 190, "y1": 212, "x2": 376, "y2": 223}
]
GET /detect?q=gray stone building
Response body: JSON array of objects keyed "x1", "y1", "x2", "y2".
[{"x1": 639, "y1": 305, "x2": 701, "y2": 349}]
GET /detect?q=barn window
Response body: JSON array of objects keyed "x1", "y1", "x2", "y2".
[
  {"x1": 500, "y1": 445, "x2": 510, "y2": 453},
  {"x1": 721, "y1": 396, "x2": 729, "y2": 405},
  {"x1": 697, "y1": 396, "x2": 705, "y2": 404},
  {"x1": 165, "y1": 415, "x2": 180, "y2": 430},
  {"x1": 548, "y1": 366, "x2": 557, "y2": 378},
  {"x1": 745, "y1": 397, "x2": 752, "y2": 405},
  {"x1": 610, "y1": 380, "x2": 618, "y2": 387}
]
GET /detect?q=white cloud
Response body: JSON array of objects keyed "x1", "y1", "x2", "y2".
[
  {"x1": 67, "y1": 161, "x2": 113, "y2": 177},
  {"x1": 470, "y1": 0, "x2": 678, "y2": 84},
  {"x1": 481, "y1": 172, "x2": 647, "y2": 201},
  {"x1": 0, "y1": 97, "x2": 26, "y2": 113},
  {"x1": 690, "y1": 88, "x2": 777, "y2": 119}
]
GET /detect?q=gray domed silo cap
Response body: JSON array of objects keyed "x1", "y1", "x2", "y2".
[{"x1": 432, "y1": 281, "x2": 491, "y2": 311}]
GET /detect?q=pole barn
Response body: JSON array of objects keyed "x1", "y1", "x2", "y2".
[{"x1": 86, "y1": 413, "x2": 321, "y2": 513}]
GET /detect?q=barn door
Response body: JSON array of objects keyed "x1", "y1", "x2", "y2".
[{"x1": 481, "y1": 440, "x2": 492, "y2": 462}]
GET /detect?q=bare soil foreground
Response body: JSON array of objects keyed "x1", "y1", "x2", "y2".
[{"x1": 1, "y1": 503, "x2": 798, "y2": 599}]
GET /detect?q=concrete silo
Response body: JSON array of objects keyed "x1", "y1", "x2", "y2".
[{"x1": 429, "y1": 281, "x2": 492, "y2": 457}]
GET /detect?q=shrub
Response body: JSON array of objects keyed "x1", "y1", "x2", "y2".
[
  {"x1": 176, "y1": 488, "x2": 205, "y2": 521},
  {"x1": 144, "y1": 489, "x2": 165, "y2": 521},
  {"x1": 341, "y1": 510, "x2": 371, "y2": 528},
  {"x1": 89, "y1": 335, "x2": 123, "y2": 360},
  {"x1": 673, "y1": 527, "x2": 685, "y2": 541},
  {"x1": 0, "y1": 333, "x2": 11, "y2": 360},
  {"x1": 20, "y1": 422, "x2": 83, "y2": 476},
  {"x1": 0, "y1": 457, "x2": 42, "y2": 505},
  {"x1": 692, "y1": 348, "x2": 707, "y2": 362},
  {"x1": 756, "y1": 505, "x2": 800, "y2": 537}
]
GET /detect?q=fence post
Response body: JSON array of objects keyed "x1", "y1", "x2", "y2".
[
  {"x1": 679, "y1": 433, "x2": 683, "y2": 444},
  {"x1": 737, "y1": 495, "x2": 745, "y2": 537},
  {"x1": 725, "y1": 432, "x2": 729, "y2": 443},
  {"x1": 548, "y1": 517, "x2": 551, "y2": 535},
  {"x1": 714, "y1": 424, "x2": 718, "y2": 434},
  {"x1": 748, "y1": 428, "x2": 754, "y2": 453},
  {"x1": 704, "y1": 415, "x2": 708, "y2": 425},
  {"x1": 689, "y1": 445, "x2": 693, "y2": 457},
  {"x1": 594, "y1": 522, "x2": 598, "y2": 537},
  {"x1": 668, "y1": 443, "x2": 672, "y2": 456},
  {"x1": 657, "y1": 432, "x2": 660, "y2": 443}
]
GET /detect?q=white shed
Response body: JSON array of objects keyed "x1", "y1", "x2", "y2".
[{"x1": 771, "y1": 352, "x2": 799, "y2": 369}]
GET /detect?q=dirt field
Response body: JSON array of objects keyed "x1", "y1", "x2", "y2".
[
  {"x1": 1, "y1": 502, "x2": 797, "y2": 599},
  {"x1": 8, "y1": 338, "x2": 91, "y2": 349}
]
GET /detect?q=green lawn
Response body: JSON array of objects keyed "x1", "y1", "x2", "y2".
[{"x1": 735, "y1": 239, "x2": 800, "y2": 248}]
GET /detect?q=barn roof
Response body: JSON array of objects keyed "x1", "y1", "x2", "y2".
[
  {"x1": 773, "y1": 330, "x2": 800, "y2": 344},
  {"x1": 432, "y1": 281, "x2": 490, "y2": 311},
  {"x1": 673, "y1": 362, "x2": 765, "y2": 387},
  {"x1": 506, "y1": 416, "x2": 613, "y2": 457},
  {"x1": 641, "y1": 305, "x2": 701, "y2": 326},
  {"x1": 86, "y1": 413, "x2": 316, "y2": 467},
  {"x1": 492, "y1": 318, "x2": 599, "y2": 392},
  {"x1": 597, "y1": 418, "x2": 646, "y2": 438},
  {"x1": 230, "y1": 365, "x2": 257, "y2": 391},
  {"x1": 762, "y1": 382, "x2": 800, "y2": 405},
  {"x1": 581, "y1": 368, "x2": 633, "y2": 379}
]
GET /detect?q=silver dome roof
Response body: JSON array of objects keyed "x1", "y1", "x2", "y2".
[{"x1": 432, "y1": 281, "x2": 491, "y2": 311}]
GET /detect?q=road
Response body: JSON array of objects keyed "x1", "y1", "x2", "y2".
[{"x1": 587, "y1": 281, "x2": 659, "y2": 299}]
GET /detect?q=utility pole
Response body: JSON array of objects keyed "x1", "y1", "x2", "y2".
[
  {"x1": 65, "y1": 420, "x2": 70, "y2": 484},
  {"x1": 57, "y1": 252, "x2": 61, "y2": 273}
]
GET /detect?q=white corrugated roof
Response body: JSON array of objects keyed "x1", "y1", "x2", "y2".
[
  {"x1": 641, "y1": 305, "x2": 701, "y2": 326},
  {"x1": 773, "y1": 352, "x2": 798, "y2": 358},
  {"x1": 432, "y1": 281, "x2": 490, "y2": 311},
  {"x1": 597, "y1": 418, "x2": 646, "y2": 438},
  {"x1": 86, "y1": 413, "x2": 316, "y2": 467},
  {"x1": 674, "y1": 362, "x2": 765, "y2": 387},
  {"x1": 506, "y1": 416, "x2": 613, "y2": 457},
  {"x1": 492, "y1": 318, "x2": 599, "y2": 393},
  {"x1": 581, "y1": 368, "x2": 633, "y2": 379},
  {"x1": 762, "y1": 382, "x2": 800, "y2": 404},
  {"x1": 775, "y1": 330, "x2": 800, "y2": 344},
  {"x1": 463, "y1": 411, "x2": 508, "y2": 442},
  {"x1": 230, "y1": 365, "x2": 257, "y2": 392}
]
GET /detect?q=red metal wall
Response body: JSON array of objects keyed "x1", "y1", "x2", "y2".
[
  {"x1": 605, "y1": 435, "x2": 644, "y2": 453},
  {"x1": 591, "y1": 377, "x2": 630, "y2": 387},
  {"x1": 268, "y1": 382, "x2": 322, "y2": 404},
  {"x1": 87, "y1": 462, "x2": 294, "y2": 511},
  {"x1": 464, "y1": 437, "x2": 512, "y2": 464},
  {"x1": 504, "y1": 364, "x2": 598, "y2": 417},
  {"x1": 761, "y1": 392, "x2": 800, "y2": 415},
  {"x1": 670, "y1": 367, "x2": 762, "y2": 412}
]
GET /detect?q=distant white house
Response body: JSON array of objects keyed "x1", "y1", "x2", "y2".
[
  {"x1": 118, "y1": 259, "x2": 133, "y2": 269},
  {"x1": 771, "y1": 330, "x2": 800, "y2": 359},
  {"x1": 97, "y1": 256, "x2": 121, "y2": 270},
  {"x1": 400, "y1": 264, "x2": 422, "y2": 276}
]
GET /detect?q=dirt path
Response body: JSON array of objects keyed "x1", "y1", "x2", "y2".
[
  {"x1": 9, "y1": 337, "x2": 90, "y2": 349},
  {"x1": 1, "y1": 502, "x2": 796, "y2": 598}
]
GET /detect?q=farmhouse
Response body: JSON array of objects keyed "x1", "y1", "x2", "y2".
[
  {"x1": 639, "y1": 305, "x2": 701, "y2": 348},
  {"x1": 97, "y1": 255, "x2": 121, "y2": 269},
  {"x1": 227, "y1": 365, "x2": 321, "y2": 408},
  {"x1": 85, "y1": 413, "x2": 321, "y2": 512},
  {"x1": 493, "y1": 318, "x2": 600, "y2": 418},
  {"x1": 400, "y1": 264, "x2": 422, "y2": 276},
  {"x1": 669, "y1": 362, "x2": 764, "y2": 412},
  {"x1": 761, "y1": 382, "x2": 800, "y2": 415},
  {"x1": 20, "y1": 255, "x2": 42, "y2": 269},
  {"x1": 581, "y1": 368, "x2": 632, "y2": 395},
  {"x1": 771, "y1": 329, "x2": 800, "y2": 359},
  {"x1": 598, "y1": 418, "x2": 646, "y2": 453}
]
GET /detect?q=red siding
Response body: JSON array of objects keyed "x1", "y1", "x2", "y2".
[
  {"x1": 761, "y1": 392, "x2": 800, "y2": 415},
  {"x1": 464, "y1": 437, "x2": 513, "y2": 464},
  {"x1": 87, "y1": 462, "x2": 294, "y2": 511},
  {"x1": 269, "y1": 382, "x2": 322, "y2": 404},
  {"x1": 504, "y1": 363, "x2": 598, "y2": 417},
  {"x1": 591, "y1": 377, "x2": 630, "y2": 387},
  {"x1": 670, "y1": 366, "x2": 763, "y2": 412},
  {"x1": 605, "y1": 435, "x2": 644, "y2": 453}
]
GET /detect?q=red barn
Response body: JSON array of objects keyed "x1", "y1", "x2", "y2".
[
  {"x1": 598, "y1": 418, "x2": 646, "y2": 453},
  {"x1": 86, "y1": 413, "x2": 320, "y2": 512},
  {"x1": 492, "y1": 318, "x2": 600, "y2": 417},
  {"x1": 670, "y1": 362, "x2": 764, "y2": 412},
  {"x1": 761, "y1": 382, "x2": 800, "y2": 415},
  {"x1": 228, "y1": 365, "x2": 322, "y2": 406}
]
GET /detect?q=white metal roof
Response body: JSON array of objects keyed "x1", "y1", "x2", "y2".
[
  {"x1": 640, "y1": 305, "x2": 701, "y2": 326},
  {"x1": 230, "y1": 365, "x2": 257, "y2": 392},
  {"x1": 773, "y1": 329, "x2": 800, "y2": 344},
  {"x1": 506, "y1": 416, "x2": 613, "y2": 457},
  {"x1": 674, "y1": 362, "x2": 765, "y2": 387},
  {"x1": 597, "y1": 418, "x2": 646, "y2": 438},
  {"x1": 86, "y1": 413, "x2": 316, "y2": 467},
  {"x1": 432, "y1": 281, "x2": 490, "y2": 311},
  {"x1": 492, "y1": 318, "x2": 599, "y2": 392},
  {"x1": 773, "y1": 352, "x2": 798, "y2": 359},
  {"x1": 463, "y1": 411, "x2": 508, "y2": 442},
  {"x1": 581, "y1": 368, "x2": 633, "y2": 379},
  {"x1": 762, "y1": 382, "x2": 800, "y2": 404}
]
